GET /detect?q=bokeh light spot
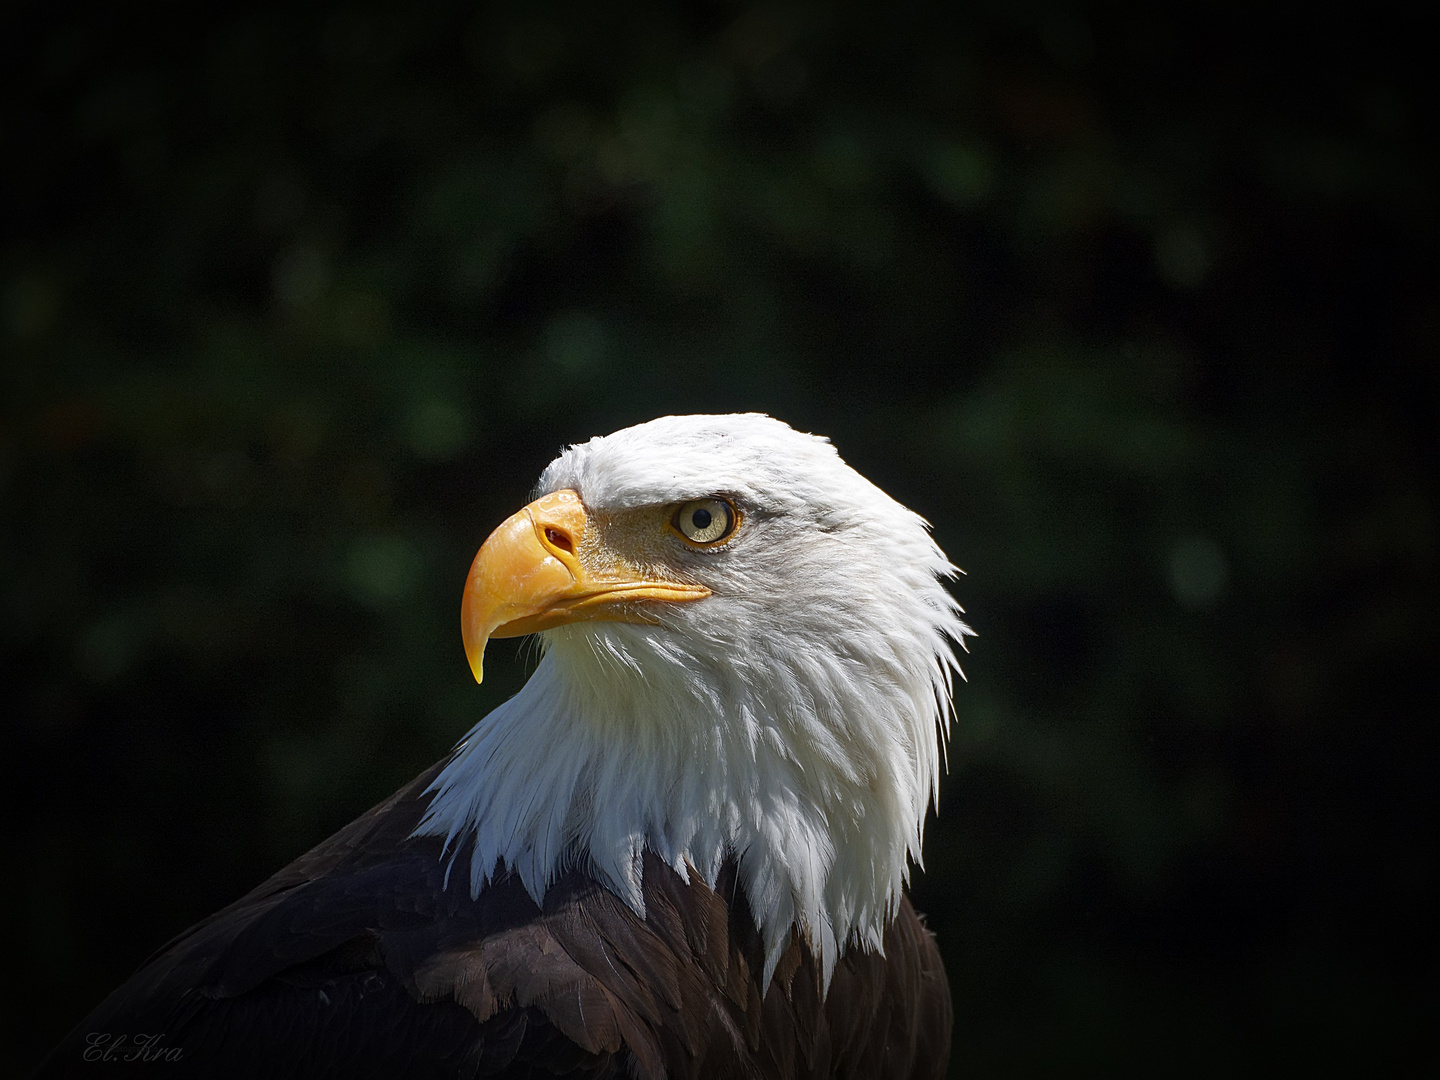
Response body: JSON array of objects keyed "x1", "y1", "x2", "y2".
[{"x1": 1167, "y1": 535, "x2": 1229, "y2": 610}]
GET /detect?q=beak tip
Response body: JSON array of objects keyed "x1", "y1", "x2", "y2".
[
  {"x1": 461, "y1": 586, "x2": 485, "y2": 685},
  {"x1": 463, "y1": 638, "x2": 486, "y2": 685}
]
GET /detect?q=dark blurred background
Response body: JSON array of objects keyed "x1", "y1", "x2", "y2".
[{"x1": 4, "y1": 1, "x2": 1435, "y2": 1075}]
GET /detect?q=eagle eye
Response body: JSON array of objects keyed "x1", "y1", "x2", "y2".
[{"x1": 673, "y1": 498, "x2": 737, "y2": 545}]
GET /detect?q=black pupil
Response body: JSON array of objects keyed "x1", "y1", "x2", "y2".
[{"x1": 692, "y1": 507, "x2": 713, "y2": 531}]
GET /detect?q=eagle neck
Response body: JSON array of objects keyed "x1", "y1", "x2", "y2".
[{"x1": 413, "y1": 620, "x2": 950, "y2": 992}]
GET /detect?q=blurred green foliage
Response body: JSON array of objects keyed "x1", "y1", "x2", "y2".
[{"x1": 4, "y1": 1, "x2": 1434, "y2": 1075}]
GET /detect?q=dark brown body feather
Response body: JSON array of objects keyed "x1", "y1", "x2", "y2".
[{"x1": 38, "y1": 760, "x2": 952, "y2": 1079}]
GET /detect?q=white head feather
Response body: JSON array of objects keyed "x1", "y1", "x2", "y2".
[{"x1": 414, "y1": 413, "x2": 972, "y2": 989}]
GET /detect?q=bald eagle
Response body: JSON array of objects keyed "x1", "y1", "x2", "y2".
[{"x1": 40, "y1": 414, "x2": 972, "y2": 1079}]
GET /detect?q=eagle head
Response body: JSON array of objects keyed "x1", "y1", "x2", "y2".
[{"x1": 417, "y1": 413, "x2": 972, "y2": 988}]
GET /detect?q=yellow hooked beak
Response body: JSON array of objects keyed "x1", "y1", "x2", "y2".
[{"x1": 460, "y1": 489, "x2": 711, "y2": 683}]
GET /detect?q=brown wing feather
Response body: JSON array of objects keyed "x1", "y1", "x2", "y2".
[{"x1": 36, "y1": 759, "x2": 952, "y2": 1079}]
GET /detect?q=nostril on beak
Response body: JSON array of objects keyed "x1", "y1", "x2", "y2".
[{"x1": 545, "y1": 527, "x2": 574, "y2": 555}]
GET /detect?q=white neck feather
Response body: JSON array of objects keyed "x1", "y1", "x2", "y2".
[{"x1": 414, "y1": 609, "x2": 965, "y2": 992}]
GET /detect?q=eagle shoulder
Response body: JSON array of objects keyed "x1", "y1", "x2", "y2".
[{"x1": 38, "y1": 762, "x2": 951, "y2": 1079}]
